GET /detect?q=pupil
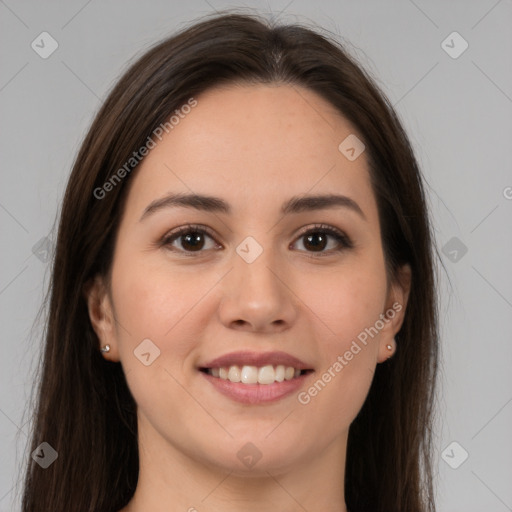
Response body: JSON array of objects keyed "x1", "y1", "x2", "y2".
[
  {"x1": 305, "y1": 233, "x2": 326, "y2": 251},
  {"x1": 183, "y1": 233, "x2": 204, "y2": 250}
]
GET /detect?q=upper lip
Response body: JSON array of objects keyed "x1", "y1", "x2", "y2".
[{"x1": 201, "y1": 351, "x2": 312, "y2": 370}]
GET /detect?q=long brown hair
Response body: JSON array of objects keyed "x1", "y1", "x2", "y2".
[{"x1": 20, "y1": 10, "x2": 439, "y2": 512}]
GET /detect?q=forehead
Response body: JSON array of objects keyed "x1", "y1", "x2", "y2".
[{"x1": 122, "y1": 83, "x2": 377, "y2": 223}]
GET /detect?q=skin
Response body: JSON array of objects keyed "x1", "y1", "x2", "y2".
[{"x1": 87, "y1": 83, "x2": 411, "y2": 512}]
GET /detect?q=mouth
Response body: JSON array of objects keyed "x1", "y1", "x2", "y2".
[
  {"x1": 199, "y1": 365, "x2": 313, "y2": 385},
  {"x1": 198, "y1": 351, "x2": 314, "y2": 404}
]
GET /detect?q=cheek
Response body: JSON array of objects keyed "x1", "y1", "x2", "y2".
[
  {"x1": 109, "y1": 252, "x2": 210, "y2": 365},
  {"x1": 301, "y1": 258, "x2": 388, "y2": 348},
  {"x1": 296, "y1": 278, "x2": 383, "y2": 428},
  {"x1": 293, "y1": 257, "x2": 387, "y2": 419},
  {"x1": 109, "y1": 263, "x2": 204, "y2": 418},
  {"x1": 112, "y1": 236, "x2": 211, "y2": 324},
  {"x1": 297, "y1": 355, "x2": 375, "y2": 432}
]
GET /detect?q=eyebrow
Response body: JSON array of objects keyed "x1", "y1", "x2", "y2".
[{"x1": 139, "y1": 192, "x2": 367, "y2": 221}]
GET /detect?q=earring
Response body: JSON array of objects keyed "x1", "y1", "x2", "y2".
[
  {"x1": 100, "y1": 344, "x2": 111, "y2": 353},
  {"x1": 386, "y1": 338, "x2": 396, "y2": 358}
]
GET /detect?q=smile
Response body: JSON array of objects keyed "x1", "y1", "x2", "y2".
[
  {"x1": 198, "y1": 351, "x2": 314, "y2": 404},
  {"x1": 201, "y1": 365, "x2": 311, "y2": 385}
]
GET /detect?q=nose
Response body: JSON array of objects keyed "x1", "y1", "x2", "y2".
[{"x1": 217, "y1": 241, "x2": 298, "y2": 333}]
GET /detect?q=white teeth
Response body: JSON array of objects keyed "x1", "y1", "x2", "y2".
[
  {"x1": 275, "y1": 365, "x2": 285, "y2": 382},
  {"x1": 227, "y1": 365, "x2": 241, "y2": 383},
  {"x1": 241, "y1": 365, "x2": 258, "y2": 384},
  {"x1": 209, "y1": 365, "x2": 304, "y2": 384},
  {"x1": 258, "y1": 365, "x2": 275, "y2": 385}
]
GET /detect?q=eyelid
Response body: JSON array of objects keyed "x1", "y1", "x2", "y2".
[
  {"x1": 163, "y1": 223, "x2": 217, "y2": 240},
  {"x1": 293, "y1": 223, "x2": 350, "y2": 241}
]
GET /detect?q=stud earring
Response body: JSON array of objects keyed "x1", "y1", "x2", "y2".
[
  {"x1": 386, "y1": 338, "x2": 396, "y2": 358},
  {"x1": 100, "y1": 344, "x2": 111, "y2": 353}
]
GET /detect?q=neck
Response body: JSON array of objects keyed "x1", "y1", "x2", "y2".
[{"x1": 121, "y1": 416, "x2": 348, "y2": 512}]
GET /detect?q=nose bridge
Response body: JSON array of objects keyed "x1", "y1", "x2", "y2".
[
  {"x1": 217, "y1": 232, "x2": 296, "y2": 330},
  {"x1": 234, "y1": 233, "x2": 282, "y2": 298}
]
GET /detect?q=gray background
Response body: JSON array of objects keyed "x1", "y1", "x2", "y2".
[{"x1": 1, "y1": 1, "x2": 511, "y2": 511}]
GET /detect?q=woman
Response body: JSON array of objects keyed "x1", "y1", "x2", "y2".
[{"x1": 21, "y1": 11, "x2": 439, "y2": 512}]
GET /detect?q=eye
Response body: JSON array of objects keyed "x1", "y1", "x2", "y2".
[
  {"x1": 160, "y1": 223, "x2": 353, "y2": 257},
  {"x1": 161, "y1": 224, "x2": 220, "y2": 256},
  {"x1": 291, "y1": 223, "x2": 353, "y2": 256}
]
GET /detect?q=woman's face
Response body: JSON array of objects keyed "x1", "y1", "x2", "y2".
[{"x1": 88, "y1": 83, "x2": 410, "y2": 476}]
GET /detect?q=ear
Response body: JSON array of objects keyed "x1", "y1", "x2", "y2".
[
  {"x1": 377, "y1": 263, "x2": 412, "y2": 363},
  {"x1": 84, "y1": 275, "x2": 120, "y2": 361}
]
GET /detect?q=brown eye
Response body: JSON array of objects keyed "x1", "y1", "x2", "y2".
[
  {"x1": 161, "y1": 225, "x2": 220, "y2": 255},
  {"x1": 303, "y1": 232, "x2": 329, "y2": 252},
  {"x1": 161, "y1": 223, "x2": 352, "y2": 258},
  {"x1": 178, "y1": 232, "x2": 206, "y2": 251},
  {"x1": 292, "y1": 224, "x2": 353, "y2": 256}
]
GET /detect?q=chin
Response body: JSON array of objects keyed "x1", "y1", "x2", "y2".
[{"x1": 195, "y1": 433, "x2": 312, "y2": 475}]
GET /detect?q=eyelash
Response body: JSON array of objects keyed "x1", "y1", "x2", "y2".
[{"x1": 160, "y1": 223, "x2": 353, "y2": 258}]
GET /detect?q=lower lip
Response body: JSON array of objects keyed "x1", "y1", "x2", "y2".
[{"x1": 200, "y1": 371, "x2": 311, "y2": 404}]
